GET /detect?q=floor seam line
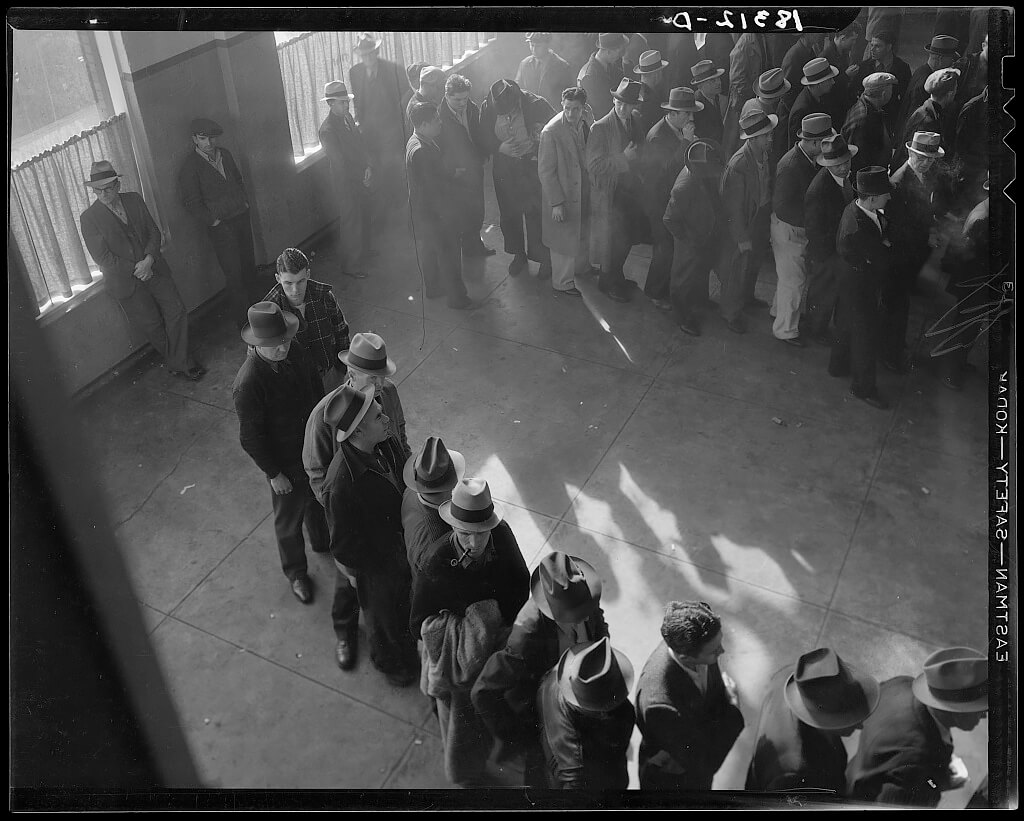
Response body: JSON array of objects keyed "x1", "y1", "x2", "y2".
[
  {"x1": 114, "y1": 437, "x2": 200, "y2": 528},
  {"x1": 378, "y1": 733, "x2": 419, "y2": 788}
]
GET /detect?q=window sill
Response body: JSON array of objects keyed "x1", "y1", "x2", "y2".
[
  {"x1": 37, "y1": 274, "x2": 107, "y2": 329},
  {"x1": 293, "y1": 143, "x2": 325, "y2": 170}
]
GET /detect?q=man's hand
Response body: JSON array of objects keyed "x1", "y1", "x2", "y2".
[
  {"x1": 682, "y1": 121, "x2": 697, "y2": 141},
  {"x1": 498, "y1": 140, "x2": 521, "y2": 157},
  {"x1": 721, "y1": 670, "x2": 740, "y2": 707},
  {"x1": 211, "y1": 218, "x2": 222, "y2": 227},
  {"x1": 552, "y1": 204, "x2": 566, "y2": 223},
  {"x1": 947, "y1": 755, "x2": 969, "y2": 790},
  {"x1": 738, "y1": 240, "x2": 753, "y2": 254},
  {"x1": 363, "y1": 167, "x2": 372, "y2": 187},
  {"x1": 270, "y1": 473, "x2": 293, "y2": 495},
  {"x1": 133, "y1": 256, "x2": 155, "y2": 281},
  {"x1": 623, "y1": 143, "x2": 639, "y2": 162},
  {"x1": 846, "y1": 64, "x2": 860, "y2": 78}
]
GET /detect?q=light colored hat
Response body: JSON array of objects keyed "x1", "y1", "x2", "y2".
[
  {"x1": 419, "y1": 65, "x2": 445, "y2": 84},
  {"x1": 353, "y1": 32, "x2": 382, "y2": 53},
  {"x1": 322, "y1": 80, "x2": 354, "y2": 101},
  {"x1": 403, "y1": 436, "x2": 466, "y2": 494},
  {"x1": 755, "y1": 68, "x2": 791, "y2": 100},
  {"x1": 84, "y1": 159, "x2": 121, "y2": 188},
  {"x1": 324, "y1": 384, "x2": 376, "y2": 442},
  {"x1": 912, "y1": 647, "x2": 988, "y2": 713},
  {"x1": 784, "y1": 648, "x2": 881, "y2": 731},
  {"x1": 800, "y1": 57, "x2": 839, "y2": 86},
  {"x1": 863, "y1": 71, "x2": 898, "y2": 91},
  {"x1": 797, "y1": 113, "x2": 836, "y2": 140},
  {"x1": 339, "y1": 332, "x2": 397, "y2": 376},
  {"x1": 661, "y1": 86, "x2": 703, "y2": 112},
  {"x1": 739, "y1": 109, "x2": 778, "y2": 140},
  {"x1": 690, "y1": 59, "x2": 725, "y2": 85},
  {"x1": 924, "y1": 67, "x2": 961, "y2": 96},
  {"x1": 438, "y1": 478, "x2": 504, "y2": 532},
  {"x1": 633, "y1": 49, "x2": 668, "y2": 74},
  {"x1": 906, "y1": 130, "x2": 945, "y2": 158}
]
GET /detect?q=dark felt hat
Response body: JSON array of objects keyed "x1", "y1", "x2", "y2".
[
  {"x1": 240, "y1": 301, "x2": 299, "y2": 347},
  {"x1": 610, "y1": 78, "x2": 644, "y2": 104},
  {"x1": 784, "y1": 648, "x2": 881, "y2": 731},
  {"x1": 557, "y1": 638, "x2": 634, "y2": 713},
  {"x1": 403, "y1": 436, "x2": 466, "y2": 494},
  {"x1": 853, "y1": 165, "x2": 893, "y2": 196},
  {"x1": 925, "y1": 35, "x2": 961, "y2": 57},
  {"x1": 661, "y1": 86, "x2": 704, "y2": 112},
  {"x1": 530, "y1": 552, "x2": 602, "y2": 623}
]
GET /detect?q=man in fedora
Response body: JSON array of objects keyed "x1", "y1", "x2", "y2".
[
  {"x1": 587, "y1": 77, "x2": 647, "y2": 304},
  {"x1": 478, "y1": 78, "x2": 555, "y2": 280},
  {"x1": 900, "y1": 36, "x2": 961, "y2": 136},
  {"x1": 319, "y1": 384, "x2": 419, "y2": 685},
  {"x1": 690, "y1": 59, "x2": 727, "y2": 146},
  {"x1": 829, "y1": 166, "x2": 894, "y2": 410},
  {"x1": 411, "y1": 478, "x2": 530, "y2": 787},
  {"x1": 781, "y1": 32, "x2": 828, "y2": 105},
  {"x1": 318, "y1": 80, "x2": 372, "y2": 281},
  {"x1": 232, "y1": 302, "x2": 328, "y2": 605},
  {"x1": 472, "y1": 551, "x2": 609, "y2": 786},
  {"x1": 894, "y1": 68, "x2": 960, "y2": 168},
  {"x1": 803, "y1": 133, "x2": 858, "y2": 345},
  {"x1": 636, "y1": 601, "x2": 744, "y2": 791},
  {"x1": 642, "y1": 86, "x2": 701, "y2": 311},
  {"x1": 746, "y1": 647, "x2": 880, "y2": 792},
  {"x1": 516, "y1": 33, "x2": 573, "y2": 110},
  {"x1": 405, "y1": 65, "x2": 445, "y2": 132},
  {"x1": 723, "y1": 31, "x2": 771, "y2": 155},
  {"x1": 953, "y1": 84, "x2": 989, "y2": 211},
  {"x1": 635, "y1": 49, "x2": 670, "y2": 133},
  {"x1": 718, "y1": 109, "x2": 777, "y2": 334},
  {"x1": 883, "y1": 131, "x2": 956, "y2": 374},
  {"x1": 178, "y1": 117, "x2": 257, "y2": 329},
  {"x1": 842, "y1": 72, "x2": 898, "y2": 173},
  {"x1": 401, "y1": 436, "x2": 465, "y2": 578},
  {"x1": 663, "y1": 139, "x2": 725, "y2": 337},
  {"x1": 770, "y1": 113, "x2": 837, "y2": 348},
  {"x1": 536, "y1": 637, "x2": 636, "y2": 790},
  {"x1": 787, "y1": 58, "x2": 847, "y2": 149},
  {"x1": 348, "y1": 32, "x2": 408, "y2": 217},
  {"x1": 578, "y1": 33, "x2": 629, "y2": 120},
  {"x1": 853, "y1": 29, "x2": 911, "y2": 134},
  {"x1": 80, "y1": 160, "x2": 204, "y2": 382},
  {"x1": 406, "y1": 102, "x2": 474, "y2": 309},
  {"x1": 740, "y1": 69, "x2": 792, "y2": 167},
  {"x1": 848, "y1": 647, "x2": 988, "y2": 806}
]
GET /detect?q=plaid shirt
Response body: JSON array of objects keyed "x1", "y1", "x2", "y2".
[{"x1": 263, "y1": 279, "x2": 350, "y2": 375}]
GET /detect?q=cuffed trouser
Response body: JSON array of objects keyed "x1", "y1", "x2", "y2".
[
  {"x1": 601, "y1": 185, "x2": 646, "y2": 293},
  {"x1": 644, "y1": 214, "x2": 674, "y2": 301},
  {"x1": 719, "y1": 205, "x2": 771, "y2": 321},
  {"x1": 769, "y1": 214, "x2": 809, "y2": 339},
  {"x1": 331, "y1": 559, "x2": 417, "y2": 674},
  {"x1": 118, "y1": 271, "x2": 193, "y2": 373},
  {"x1": 669, "y1": 235, "x2": 714, "y2": 323},
  {"x1": 550, "y1": 250, "x2": 589, "y2": 291},
  {"x1": 494, "y1": 172, "x2": 549, "y2": 265},
  {"x1": 209, "y1": 210, "x2": 258, "y2": 328},
  {"x1": 804, "y1": 254, "x2": 843, "y2": 337},
  {"x1": 336, "y1": 183, "x2": 366, "y2": 274},
  {"x1": 879, "y1": 248, "x2": 928, "y2": 365},
  {"x1": 413, "y1": 216, "x2": 468, "y2": 305},
  {"x1": 830, "y1": 266, "x2": 879, "y2": 397},
  {"x1": 270, "y1": 472, "x2": 328, "y2": 580}
]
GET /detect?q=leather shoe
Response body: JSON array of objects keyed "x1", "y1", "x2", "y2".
[
  {"x1": 599, "y1": 284, "x2": 631, "y2": 303},
  {"x1": 849, "y1": 390, "x2": 890, "y2": 410},
  {"x1": 777, "y1": 335, "x2": 806, "y2": 348},
  {"x1": 170, "y1": 369, "x2": 202, "y2": 382},
  {"x1": 448, "y1": 296, "x2": 479, "y2": 310},
  {"x1": 677, "y1": 317, "x2": 702, "y2": 337},
  {"x1": 290, "y1": 574, "x2": 313, "y2": 604},
  {"x1": 508, "y1": 254, "x2": 528, "y2": 277},
  {"x1": 554, "y1": 286, "x2": 582, "y2": 297},
  {"x1": 464, "y1": 244, "x2": 495, "y2": 257},
  {"x1": 724, "y1": 315, "x2": 747, "y2": 334},
  {"x1": 343, "y1": 270, "x2": 369, "y2": 280},
  {"x1": 335, "y1": 636, "x2": 357, "y2": 670}
]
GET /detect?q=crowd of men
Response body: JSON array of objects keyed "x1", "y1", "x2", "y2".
[{"x1": 75, "y1": 18, "x2": 994, "y2": 798}]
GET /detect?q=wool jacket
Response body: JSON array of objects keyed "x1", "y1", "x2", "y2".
[
  {"x1": 401, "y1": 487, "x2": 452, "y2": 576},
  {"x1": 80, "y1": 192, "x2": 169, "y2": 300},
  {"x1": 516, "y1": 51, "x2": 573, "y2": 109},
  {"x1": 178, "y1": 147, "x2": 248, "y2": 227},
  {"x1": 804, "y1": 166, "x2": 855, "y2": 265},
  {"x1": 772, "y1": 143, "x2": 819, "y2": 227},
  {"x1": 842, "y1": 95, "x2": 893, "y2": 172},
  {"x1": 262, "y1": 279, "x2": 350, "y2": 376}
]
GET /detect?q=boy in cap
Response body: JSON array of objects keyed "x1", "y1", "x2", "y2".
[
  {"x1": 178, "y1": 117, "x2": 256, "y2": 329},
  {"x1": 401, "y1": 436, "x2": 465, "y2": 578},
  {"x1": 516, "y1": 33, "x2": 573, "y2": 110},
  {"x1": 472, "y1": 551, "x2": 609, "y2": 785},
  {"x1": 900, "y1": 35, "x2": 961, "y2": 133},
  {"x1": 847, "y1": 647, "x2": 988, "y2": 806},
  {"x1": 536, "y1": 637, "x2": 636, "y2": 790},
  {"x1": 80, "y1": 160, "x2": 204, "y2": 383},
  {"x1": 746, "y1": 647, "x2": 880, "y2": 792},
  {"x1": 232, "y1": 302, "x2": 328, "y2": 605},
  {"x1": 405, "y1": 65, "x2": 445, "y2": 131},
  {"x1": 853, "y1": 29, "x2": 911, "y2": 131},
  {"x1": 842, "y1": 72, "x2": 898, "y2": 172},
  {"x1": 636, "y1": 601, "x2": 744, "y2": 791}
]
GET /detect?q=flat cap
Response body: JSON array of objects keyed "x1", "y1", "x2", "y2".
[
  {"x1": 862, "y1": 72, "x2": 898, "y2": 91},
  {"x1": 419, "y1": 65, "x2": 445, "y2": 83},
  {"x1": 924, "y1": 67, "x2": 961, "y2": 95},
  {"x1": 190, "y1": 117, "x2": 223, "y2": 136}
]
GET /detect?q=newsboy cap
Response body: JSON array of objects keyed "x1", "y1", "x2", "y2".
[{"x1": 190, "y1": 118, "x2": 223, "y2": 136}]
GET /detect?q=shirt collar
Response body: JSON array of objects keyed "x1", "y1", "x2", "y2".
[
  {"x1": 417, "y1": 493, "x2": 442, "y2": 510},
  {"x1": 856, "y1": 200, "x2": 882, "y2": 227},
  {"x1": 829, "y1": 169, "x2": 847, "y2": 187},
  {"x1": 196, "y1": 146, "x2": 221, "y2": 165},
  {"x1": 252, "y1": 346, "x2": 280, "y2": 373}
]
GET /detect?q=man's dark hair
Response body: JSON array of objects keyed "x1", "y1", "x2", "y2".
[
  {"x1": 445, "y1": 73, "x2": 472, "y2": 95},
  {"x1": 661, "y1": 601, "x2": 722, "y2": 656},
  {"x1": 561, "y1": 86, "x2": 588, "y2": 105},
  {"x1": 276, "y1": 247, "x2": 309, "y2": 276},
  {"x1": 410, "y1": 101, "x2": 439, "y2": 128}
]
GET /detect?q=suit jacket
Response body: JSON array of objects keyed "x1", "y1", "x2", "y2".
[
  {"x1": 842, "y1": 95, "x2": 893, "y2": 172},
  {"x1": 587, "y1": 108, "x2": 644, "y2": 268},
  {"x1": 804, "y1": 166, "x2": 855, "y2": 265},
  {"x1": 837, "y1": 199, "x2": 893, "y2": 277},
  {"x1": 80, "y1": 193, "x2": 169, "y2": 300},
  {"x1": 887, "y1": 161, "x2": 949, "y2": 270},
  {"x1": 636, "y1": 643, "x2": 744, "y2": 790},
  {"x1": 348, "y1": 58, "x2": 407, "y2": 150},
  {"x1": 178, "y1": 147, "x2": 248, "y2": 228},
  {"x1": 643, "y1": 116, "x2": 691, "y2": 217},
  {"x1": 720, "y1": 141, "x2": 765, "y2": 246},
  {"x1": 538, "y1": 111, "x2": 590, "y2": 256},
  {"x1": 438, "y1": 97, "x2": 486, "y2": 227},
  {"x1": 894, "y1": 99, "x2": 951, "y2": 168},
  {"x1": 772, "y1": 144, "x2": 819, "y2": 227},
  {"x1": 405, "y1": 132, "x2": 458, "y2": 227},
  {"x1": 745, "y1": 666, "x2": 850, "y2": 793},
  {"x1": 516, "y1": 52, "x2": 573, "y2": 109},
  {"x1": 820, "y1": 40, "x2": 856, "y2": 111},
  {"x1": 847, "y1": 676, "x2": 955, "y2": 807},
  {"x1": 318, "y1": 110, "x2": 370, "y2": 191},
  {"x1": 638, "y1": 79, "x2": 668, "y2": 136},
  {"x1": 577, "y1": 53, "x2": 619, "y2": 120},
  {"x1": 787, "y1": 86, "x2": 849, "y2": 149},
  {"x1": 663, "y1": 167, "x2": 721, "y2": 252}
]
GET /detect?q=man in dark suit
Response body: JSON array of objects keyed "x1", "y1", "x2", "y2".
[
  {"x1": 318, "y1": 81, "x2": 372, "y2": 280},
  {"x1": 178, "y1": 117, "x2": 256, "y2": 329},
  {"x1": 516, "y1": 32, "x2": 573, "y2": 110},
  {"x1": 635, "y1": 49, "x2": 670, "y2": 134},
  {"x1": 642, "y1": 86, "x2": 700, "y2": 311},
  {"x1": 852, "y1": 29, "x2": 911, "y2": 137},
  {"x1": 406, "y1": 102, "x2": 473, "y2": 309},
  {"x1": 842, "y1": 72, "x2": 897, "y2": 172},
  {"x1": 81, "y1": 160, "x2": 203, "y2": 382},
  {"x1": 803, "y1": 134, "x2": 857, "y2": 344},
  {"x1": 577, "y1": 33, "x2": 629, "y2": 120},
  {"x1": 438, "y1": 74, "x2": 493, "y2": 257},
  {"x1": 746, "y1": 647, "x2": 880, "y2": 793},
  {"x1": 348, "y1": 33, "x2": 408, "y2": 218},
  {"x1": 787, "y1": 58, "x2": 848, "y2": 148},
  {"x1": 780, "y1": 32, "x2": 827, "y2": 106},
  {"x1": 829, "y1": 166, "x2": 894, "y2": 410},
  {"x1": 893, "y1": 68, "x2": 960, "y2": 169},
  {"x1": 848, "y1": 647, "x2": 988, "y2": 806},
  {"x1": 899, "y1": 35, "x2": 961, "y2": 138},
  {"x1": 636, "y1": 601, "x2": 743, "y2": 791},
  {"x1": 400, "y1": 436, "x2": 464, "y2": 580}
]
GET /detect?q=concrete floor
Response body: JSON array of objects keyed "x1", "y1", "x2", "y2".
[{"x1": 75, "y1": 179, "x2": 989, "y2": 802}]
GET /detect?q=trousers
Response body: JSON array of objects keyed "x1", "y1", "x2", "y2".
[
  {"x1": 209, "y1": 211, "x2": 258, "y2": 328},
  {"x1": 270, "y1": 472, "x2": 329, "y2": 580},
  {"x1": 644, "y1": 212, "x2": 674, "y2": 301},
  {"x1": 804, "y1": 254, "x2": 843, "y2": 337},
  {"x1": 336, "y1": 181, "x2": 367, "y2": 273},
  {"x1": 830, "y1": 264, "x2": 880, "y2": 397},
  {"x1": 118, "y1": 270, "x2": 193, "y2": 373},
  {"x1": 769, "y1": 215, "x2": 809, "y2": 339},
  {"x1": 550, "y1": 250, "x2": 589, "y2": 291},
  {"x1": 600, "y1": 184, "x2": 646, "y2": 293},
  {"x1": 718, "y1": 205, "x2": 771, "y2": 321},
  {"x1": 412, "y1": 216, "x2": 468, "y2": 306},
  {"x1": 669, "y1": 234, "x2": 715, "y2": 323}
]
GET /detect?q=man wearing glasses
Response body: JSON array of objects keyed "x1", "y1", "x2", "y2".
[{"x1": 80, "y1": 160, "x2": 205, "y2": 382}]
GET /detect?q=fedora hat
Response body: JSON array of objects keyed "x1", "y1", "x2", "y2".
[
  {"x1": 784, "y1": 648, "x2": 881, "y2": 731},
  {"x1": 690, "y1": 59, "x2": 725, "y2": 86},
  {"x1": 912, "y1": 647, "x2": 988, "y2": 713},
  {"x1": 240, "y1": 301, "x2": 300, "y2": 347},
  {"x1": 530, "y1": 552, "x2": 602, "y2": 623},
  {"x1": 190, "y1": 117, "x2": 223, "y2": 137},
  {"x1": 661, "y1": 86, "x2": 703, "y2": 112},
  {"x1": 557, "y1": 638, "x2": 634, "y2": 713},
  {"x1": 862, "y1": 71, "x2": 898, "y2": 92},
  {"x1": 755, "y1": 68, "x2": 791, "y2": 100},
  {"x1": 403, "y1": 436, "x2": 466, "y2": 494},
  {"x1": 597, "y1": 33, "x2": 629, "y2": 50},
  {"x1": 800, "y1": 57, "x2": 839, "y2": 86},
  {"x1": 84, "y1": 160, "x2": 122, "y2": 188},
  {"x1": 685, "y1": 139, "x2": 724, "y2": 177},
  {"x1": 925, "y1": 35, "x2": 960, "y2": 57},
  {"x1": 634, "y1": 49, "x2": 668, "y2": 74},
  {"x1": 353, "y1": 32, "x2": 382, "y2": 53},
  {"x1": 525, "y1": 32, "x2": 552, "y2": 43},
  {"x1": 439, "y1": 478, "x2": 504, "y2": 532},
  {"x1": 853, "y1": 166, "x2": 893, "y2": 197},
  {"x1": 906, "y1": 130, "x2": 945, "y2": 159},
  {"x1": 489, "y1": 78, "x2": 520, "y2": 115},
  {"x1": 324, "y1": 384, "x2": 376, "y2": 442},
  {"x1": 797, "y1": 112, "x2": 836, "y2": 140},
  {"x1": 339, "y1": 332, "x2": 397, "y2": 376},
  {"x1": 739, "y1": 109, "x2": 777, "y2": 140},
  {"x1": 322, "y1": 80, "x2": 354, "y2": 101},
  {"x1": 610, "y1": 78, "x2": 644, "y2": 104},
  {"x1": 817, "y1": 133, "x2": 858, "y2": 166}
]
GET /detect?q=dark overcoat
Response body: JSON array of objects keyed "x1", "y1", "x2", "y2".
[{"x1": 80, "y1": 193, "x2": 170, "y2": 300}]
